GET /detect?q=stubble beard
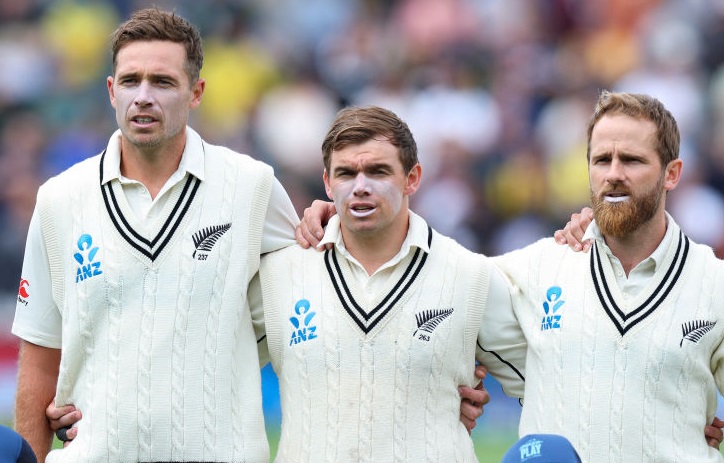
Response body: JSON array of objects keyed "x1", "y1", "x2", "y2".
[
  {"x1": 590, "y1": 175, "x2": 664, "y2": 238},
  {"x1": 123, "y1": 129, "x2": 165, "y2": 149}
]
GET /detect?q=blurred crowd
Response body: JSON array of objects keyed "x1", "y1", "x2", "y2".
[{"x1": 2, "y1": 0, "x2": 724, "y2": 320}]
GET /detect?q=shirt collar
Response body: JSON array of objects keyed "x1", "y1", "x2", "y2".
[
  {"x1": 582, "y1": 211, "x2": 676, "y2": 271},
  {"x1": 100, "y1": 126, "x2": 206, "y2": 185},
  {"x1": 318, "y1": 210, "x2": 431, "y2": 269}
]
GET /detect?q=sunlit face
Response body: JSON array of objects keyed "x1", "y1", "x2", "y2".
[
  {"x1": 107, "y1": 40, "x2": 204, "y2": 152},
  {"x1": 588, "y1": 114, "x2": 679, "y2": 238},
  {"x1": 323, "y1": 138, "x2": 420, "y2": 240}
]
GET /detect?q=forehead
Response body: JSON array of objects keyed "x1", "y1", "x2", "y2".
[
  {"x1": 590, "y1": 114, "x2": 657, "y2": 154},
  {"x1": 115, "y1": 40, "x2": 188, "y2": 76},
  {"x1": 330, "y1": 138, "x2": 401, "y2": 167}
]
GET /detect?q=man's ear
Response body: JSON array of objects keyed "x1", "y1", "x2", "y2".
[
  {"x1": 664, "y1": 159, "x2": 682, "y2": 192},
  {"x1": 404, "y1": 163, "x2": 422, "y2": 196},
  {"x1": 107, "y1": 76, "x2": 116, "y2": 108},
  {"x1": 323, "y1": 169, "x2": 333, "y2": 200},
  {"x1": 189, "y1": 78, "x2": 205, "y2": 109}
]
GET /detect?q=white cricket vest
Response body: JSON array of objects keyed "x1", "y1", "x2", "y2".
[
  {"x1": 493, "y1": 222, "x2": 724, "y2": 463},
  {"x1": 260, "y1": 228, "x2": 492, "y2": 463},
  {"x1": 39, "y1": 137, "x2": 273, "y2": 462}
]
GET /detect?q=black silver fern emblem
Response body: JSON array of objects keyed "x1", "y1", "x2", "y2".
[
  {"x1": 414, "y1": 308, "x2": 454, "y2": 341},
  {"x1": 192, "y1": 223, "x2": 231, "y2": 259},
  {"x1": 680, "y1": 320, "x2": 717, "y2": 347}
]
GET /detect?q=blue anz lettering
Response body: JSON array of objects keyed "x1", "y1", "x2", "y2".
[
  {"x1": 289, "y1": 299, "x2": 318, "y2": 346},
  {"x1": 74, "y1": 234, "x2": 104, "y2": 283},
  {"x1": 540, "y1": 286, "x2": 565, "y2": 331}
]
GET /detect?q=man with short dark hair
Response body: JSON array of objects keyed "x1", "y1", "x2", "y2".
[{"x1": 12, "y1": 8, "x2": 299, "y2": 462}]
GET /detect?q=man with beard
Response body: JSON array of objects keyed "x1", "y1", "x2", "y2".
[
  {"x1": 296, "y1": 90, "x2": 724, "y2": 462},
  {"x1": 487, "y1": 90, "x2": 724, "y2": 462}
]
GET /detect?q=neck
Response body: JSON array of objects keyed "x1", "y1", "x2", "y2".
[
  {"x1": 119, "y1": 136, "x2": 185, "y2": 199},
  {"x1": 342, "y1": 213, "x2": 410, "y2": 275},
  {"x1": 603, "y1": 212, "x2": 668, "y2": 276}
]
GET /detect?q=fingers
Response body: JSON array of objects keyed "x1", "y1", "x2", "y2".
[
  {"x1": 460, "y1": 412, "x2": 476, "y2": 435},
  {"x1": 52, "y1": 409, "x2": 82, "y2": 431},
  {"x1": 46, "y1": 401, "x2": 82, "y2": 432},
  {"x1": 707, "y1": 437, "x2": 720, "y2": 449},
  {"x1": 459, "y1": 384, "x2": 489, "y2": 406},
  {"x1": 554, "y1": 228, "x2": 569, "y2": 245},
  {"x1": 55, "y1": 426, "x2": 77, "y2": 446},
  {"x1": 294, "y1": 222, "x2": 313, "y2": 249},
  {"x1": 295, "y1": 211, "x2": 322, "y2": 249},
  {"x1": 705, "y1": 417, "x2": 724, "y2": 449},
  {"x1": 554, "y1": 210, "x2": 593, "y2": 253},
  {"x1": 295, "y1": 200, "x2": 333, "y2": 250},
  {"x1": 459, "y1": 383, "x2": 488, "y2": 435},
  {"x1": 460, "y1": 398, "x2": 483, "y2": 419},
  {"x1": 473, "y1": 364, "x2": 488, "y2": 381}
]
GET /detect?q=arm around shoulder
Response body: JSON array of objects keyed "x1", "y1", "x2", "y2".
[{"x1": 476, "y1": 265, "x2": 527, "y2": 399}]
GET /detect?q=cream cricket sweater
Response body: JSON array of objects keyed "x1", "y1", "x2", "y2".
[
  {"x1": 35, "y1": 133, "x2": 273, "y2": 462},
  {"x1": 259, "y1": 227, "x2": 492, "y2": 463},
  {"x1": 491, "y1": 219, "x2": 724, "y2": 463}
]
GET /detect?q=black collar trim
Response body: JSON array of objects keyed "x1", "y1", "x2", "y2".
[
  {"x1": 99, "y1": 149, "x2": 201, "y2": 262},
  {"x1": 591, "y1": 230, "x2": 689, "y2": 336},
  {"x1": 324, "y1": 226, "x2": 432, "y2": 334}
]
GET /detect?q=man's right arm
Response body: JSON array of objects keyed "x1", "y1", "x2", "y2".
[{"x1": 16, "y1": 340, "x2": 60, "y2": 462}]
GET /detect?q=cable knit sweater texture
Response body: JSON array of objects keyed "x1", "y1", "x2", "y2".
[
  {"x1": 31, "y1": 134, "x2": 273, "y2": 462},
  {"x1": 491, "y1": 220, "x2": 724, "y2": 463},
  {"x1": 259, "y1": 228, "x2": 493, "y2": 463}
]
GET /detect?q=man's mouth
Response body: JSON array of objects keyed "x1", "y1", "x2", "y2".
[
  {"x1": 603, "y1": 192, "x2": 629, "y2": 203},
  {"x1": 350, "y1": 205, "x2": 376, "y2": 217},
  {"x1": 132, "y1": 116, "x2": 156, "y2": 124}
]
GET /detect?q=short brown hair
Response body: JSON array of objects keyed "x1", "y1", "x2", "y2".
[
  {"x1": 322, "y1": 106, "x2": 418, "y2": 173},
  {"x1": 110, "y1": 8, "x2": 203, "y2": 85},
  {"x1": 586, "y1": 90, "x2": 679, "y2": 167}
]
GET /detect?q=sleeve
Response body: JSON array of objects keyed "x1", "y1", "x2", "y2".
[
  {"x1": 710, "y1": 261, "x2": 724, "y2": 396},
  {"x1": 476, "y1": 265, "x2": 527, "y2": 400},
  {"x1": 11, "y1": 206, "x2": 62, "y2": 348},
  {"x1": 248, "y1": 271, "x2": 270, "y2": 368},
  {"x1": 260, "y1": 177, "x2": 299, "y2": 254}
]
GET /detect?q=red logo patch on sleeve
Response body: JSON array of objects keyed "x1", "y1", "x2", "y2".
[{"x1": 18, "y1": 278, "x2": 30, "y2": 299}]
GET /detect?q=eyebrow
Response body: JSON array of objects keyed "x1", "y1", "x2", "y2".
[{"x1": 116, "y1": 70, "x2": 181, "y2": 82}]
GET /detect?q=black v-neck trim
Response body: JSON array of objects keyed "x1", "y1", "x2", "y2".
[
  {"x1": 98, "y1": 149, "x2": 201, "y2": 262},
  {"x1": 591, "y1": 230, "x2": 689, "y2": 336},
  {"x1": 324, "y1": 226, "x2": 433, "y2": 334}
]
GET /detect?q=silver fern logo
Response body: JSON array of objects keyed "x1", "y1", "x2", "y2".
[
  {"x1": 680, "y1": 320, "x2": 717, "y2": 347},
  {"x1": 192, "y1": 223, "x2": 231, "y2": 260},
  {"x1": 414, "y1": 308, "x2": 454, "y2": 341}
]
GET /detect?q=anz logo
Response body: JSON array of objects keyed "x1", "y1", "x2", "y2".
[
  {"x1": 74, "y1": 234, "x2": 103, "y2": 283},
  {"x1": 541, "y1": 286, "x2": 565, "y2": 331},
  {"x1": 289, "y1": 299, "x2": 318, "y2": 346}
]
